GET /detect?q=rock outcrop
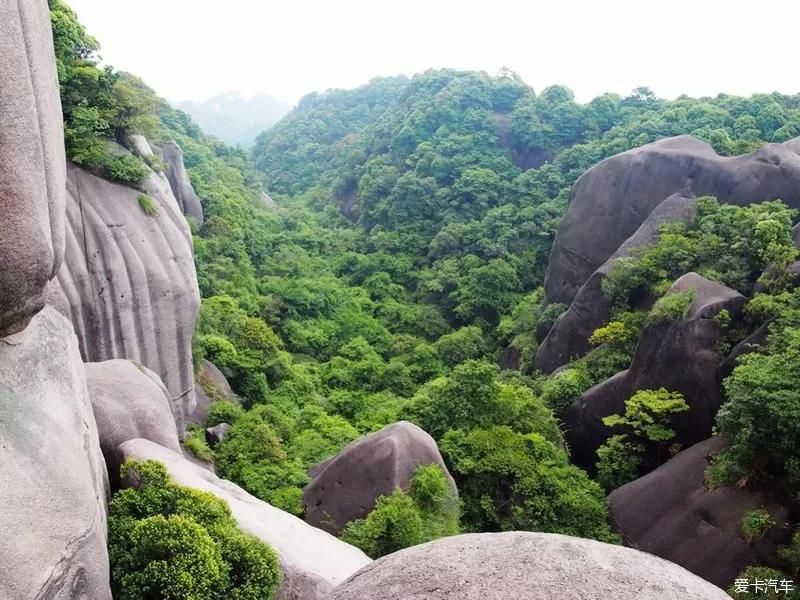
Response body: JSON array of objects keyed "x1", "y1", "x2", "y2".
[
  {"x1": 609, "y1": 437, "x2": 790, "y2": 588},
  {"x1": 564, "y1": 273, "x2": 745, "y2": 471},
  {"x1": 0, "y1": 0, "x2": 66, "y2": 337},
  {"x1": 190, "y1": 359, "x2": 238, "y2": 426},
  {"x1": 118, "y1": 438, "x2": 371, "y2": 600},
  {"x1": 154, "y1": 140, "x2": 204, "y2": 227},
  {"x1": 303, "y1": 421, "x2": 456, "y2": 534},
  {"x1": 329, "y1": 532, "x2": 730, "y2": 600},
  {"x1": 86, "y1": 359, "x2": 181, "y2": 485},
  {"x1": 52, "y1": 162, "x2": 201, "y2": 432},
  {"x1": 537, "y1": 190, "x2": 697, "y2": 372},
  {"x1": 539, "y1": 136, "x2": 800, "y2": 371},
  {"x1": 0, "y1": 308, "x2": 111, "y2": 599}
]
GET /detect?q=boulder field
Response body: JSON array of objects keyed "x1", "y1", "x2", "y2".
[{"x1": 539, "y1": 134, "x2": 800, "y2": 372}]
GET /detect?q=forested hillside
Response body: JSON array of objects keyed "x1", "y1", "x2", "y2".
[{"x1": 45, "y1": 0, "x2": 800, "y2": 594}]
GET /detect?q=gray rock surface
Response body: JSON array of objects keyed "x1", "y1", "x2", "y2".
[
  {"x1": 154, "y1": 140, "x2": 204, "y2": 227},
  {"x1": 610, "y1": 437, "x2": 790, "y2": 588},
  {"x1": 564, "y1": 273, "x2": 745, "y2": 471},
  {"x1": 0, "y1": 0, "x2": 66, "y2": 336},
  {"x1": 118, "y1": 438, "x2": 371, "y2": 599},
  {"x1": 544, "y1": 135, "x2": 800, "y2": 311},
  {"x1": 329, "y1": 532, "x2": 729, "y2": 600},
  {"x1": 537, "y1": 190, "x2": 697, "y2": 372},
  {"x1": 303, "y1": 421, "x2": 456, "y2": 534},
  {"x1": 86, "y1": 359, "x2": 181, "y2": 485},
  {"x1": 190, "y1": 359, "x2": 238, "y2": 426},
  {"x1": 53, "y1": 163, "x2": 200, "y2": 433},
  {"x1": 0, "y1": 308, "x2": 111, "y2": 599},
  {"x1": 206, "y1": 422, "x2": 231, "y2": 447}
]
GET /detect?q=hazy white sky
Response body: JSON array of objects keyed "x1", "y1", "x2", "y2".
[{"x1": 66, "y1": 0, "x2": 800, "y2": 106}]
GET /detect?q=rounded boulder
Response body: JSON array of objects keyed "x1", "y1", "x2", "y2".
[
  {"x1": 303, "y1": 421, "x2": 456, "y2": 533},
  {"x1": 329, "y1": 531, "x2": 729, "y2": 600}
]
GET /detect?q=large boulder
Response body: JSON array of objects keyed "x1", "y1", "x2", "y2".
[
  {"x1": 544, "y1": 135, "x2": 800, "y2": 311},
  {"x1": 118, "y1": 438, "x2": 371, "y2": 600},
  {"x1": 329, "y1": 531, "x2": 729, "y2": 600},
  {"x1": 52, "y1": 163, "x2": 201, "y2": 432},
  {"x1": 537, "y1": 190, "x2": 698, "y2": 372},
  {"x1": 0, "y1": 308, "x2": 111, "y2": 599},
  {"x1": 303, "y1": 421, "x2": 456, "y2": 534},
  {"x1": 189, "y1": 359, "x2": 238, "y2": 426},
  {"x1": 609, "y1": 437, "x2": 790, "y2": 588},
  {"x1": 154, "y1": 140, "x2": 204, "y2": 227},
  {"x1": 86, "y1": 359, "x2": 181, "y2": 485},
  {"x1": 0, "y1": 0, "x2": 66, "y2": 337},
  {"x1": 564, "y1": 273, "x2": 745, "y2": 471}
]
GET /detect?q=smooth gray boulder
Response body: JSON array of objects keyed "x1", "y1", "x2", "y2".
[
  {"x1": 190, "y1": 359, "x2": 238, "y2": 426},
  {"x1": 329, "y1": 532, "x2": 729, "y2": 600},
  {"x1": 537, "y1": 190, "x2": 698, "y2": 372},
  {"x1": 0, "y1": 0, "x2": 66, "y2": 336},
  {"x1": 118, "y1": 438, "x2": 371, "y2": 600},
  {"x1": 53, "y1": 163, "x2": 200, "y2": 433},
  {"x1": 0, "y1": 308, "x2": 111, "y2": 599},
  {"x1": 154, "y1": 140, "x2": 204, "y2": 227},
  {"x1": 86, "y1": 359, "x2": 181, "y2": 485},
  {"x1": 610, "y1": 437, "x2": 789, "y2": 588},
  {"x1": 544, "y1": 135, "x2": 800, "y2": 311},
  {"x1": 565, "y1": 273, "x2": 745, "y2": 471},
  {"x1": 303, "y1": 421, "x2": 456, "y2": 534}
]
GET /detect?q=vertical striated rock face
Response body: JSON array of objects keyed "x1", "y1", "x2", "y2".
[
  {"x1": 53, "y1": 162, "x2": 201, "y2": 432},
  {"x1": 0, "y1": 308, "x2": 111, "y2": 600},
  {"x1": 0, "y1": 0, "x2": 66, "y2": 336},
  {"x1": 154, "y1": 140, "x2": 205, "y2": 227}
]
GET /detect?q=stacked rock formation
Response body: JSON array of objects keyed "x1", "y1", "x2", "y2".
[{"x1": 538, "y1": 135, "x2": 800, "y2": 372}]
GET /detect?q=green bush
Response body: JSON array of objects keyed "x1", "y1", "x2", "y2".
[
  {"x1": 441, "y1": 426, "x2": 618, "y2": 543},
  {"x1": 137, "y1": 194, "x2": 158, "y2": 217},
  {"x1": 185, "y1": 427, "x2": 214, "y2": 462},
  {"x1": 340, "y1": 464, "x2": 459, "y2": 558},
  {"x1": 539, "y1": 367, "x2": 592, "y2": 415},
  {"x1": 104, "y1": 154, "x2": 148, "y2": 186},
  {"x1": 206, "y1": 400, "x2": 245, "y2": 428},
  {"x1": 741, "y1": 508, "x2": 776, "y2": 543},
  {"x1": 109, "y1": 460, "x2": 281, "y2": 600},
  {"x1": 646, "y1": 290, "x2": 695, "y2": 325}
]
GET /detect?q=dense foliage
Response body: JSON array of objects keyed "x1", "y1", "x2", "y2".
[
  {"x1": 109, "y1": 460, "x2": 281, "y2": 600},
  {"x1": 341, "y1": 464, "x2": 460, "y2": 558}
]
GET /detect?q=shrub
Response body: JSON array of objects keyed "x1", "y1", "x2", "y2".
[
  {"x1": 185, "y1": 427, "x2": 214, "y2": 462},
  {"x1": 596, "y1": 434, "x2": 645, "y2": 491},
  {"x1": 340, "y1": 464, "x2": 459, "y2": 558},
  {"x1": 109, "y1": 460, "x2": 281, "y2": 600},
  {"x1": 105, "y1": 154, "x2": 148, "y2": 186},
  {"x1": 137, "y1": 194, "x2": 159, "y2": 217},
  {"x1": 441, "y1": 426, "x2": 618, "y2": 543},
  {"x1": 540, "y1": 367, "x2": 591, "y2": 415},
  {"x1": 741, "y1": 508, "x2": 776, "y2": 543},
  {"x1": 646, "y1": 290, "x2": 695, "y2": 325},
  {"x1": 206, "y1": 400, "x2": 245, "y2": 428},
  {"x1": 433, "y1": 326, "x2": 488, "y2": 368}
]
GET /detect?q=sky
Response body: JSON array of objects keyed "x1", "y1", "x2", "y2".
[{"x1": 66, "y1": 0, "x2": 800, "y2": 107}]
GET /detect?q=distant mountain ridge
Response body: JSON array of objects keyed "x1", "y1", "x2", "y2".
[{"x1": 178, "y1": 91, "x2": 291, "y2": 147}]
